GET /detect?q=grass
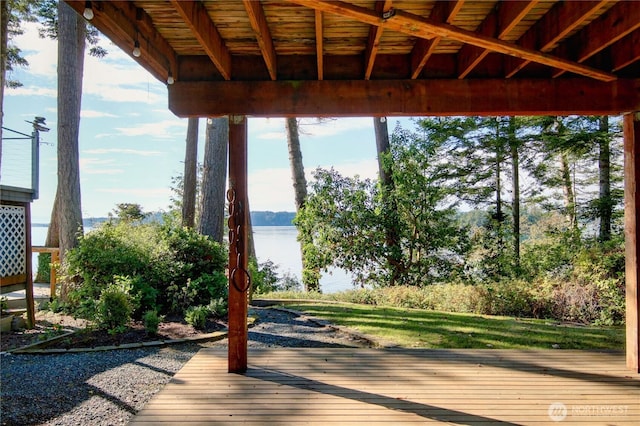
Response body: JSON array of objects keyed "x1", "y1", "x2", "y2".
[{"x1": 280, "y1": 302, "x2": 625, "y2": 350}]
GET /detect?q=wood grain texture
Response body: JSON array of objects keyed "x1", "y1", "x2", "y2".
[{"x1": 130, "y1": 348, "x2": 639, "y2": 424}]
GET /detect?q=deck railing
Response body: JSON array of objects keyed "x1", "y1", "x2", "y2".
[{"x1": 32, "y1": 247, "x2": 59, "y2": 299}]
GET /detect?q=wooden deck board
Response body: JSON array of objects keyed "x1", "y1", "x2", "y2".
[{"x1": 129, "y1": 348, "x2": 639, "y2": 425}]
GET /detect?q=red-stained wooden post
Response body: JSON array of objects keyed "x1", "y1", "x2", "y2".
[
  {"x1": 624, "y1": 112, "x2": 640, "y2": 373},
  {"x1": 228, "y1": 115, "x2": 249, "y2": 373}
]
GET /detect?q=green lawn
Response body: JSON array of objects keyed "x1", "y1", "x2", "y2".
[{"x1": 281, "y1": 302, "x2": 625, "y2": 350}]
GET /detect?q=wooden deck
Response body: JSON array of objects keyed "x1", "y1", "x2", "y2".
[{"x1": 129, "y1": 348, "x2": 639, "y2": 425}]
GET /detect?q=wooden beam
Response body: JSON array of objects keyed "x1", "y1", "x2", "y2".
[
  {"x1": 243, "y1": 0, "x2": 277, "y2": 80},
  {"x1": 504, "y1": 0, "x2": 609, "y2": 78},
  {"x1": 457, "y1": 0, "x2": 538, "y2": 79},
  {"x1": 315, "y1": 10, "x2": 323, "y2": 80},
  {"x1": 171, "y1": 0, "x2": 231, "y2": 80},
  {"x1": 65, "y1": 1, "x2": 177, "y2": 84},
  {"x1": 624, "y1": 111, "x2": 640, "y2": 373},
  {"x1": 611, "y1": 30, "x2": 640, "y2": 72},
  {"x1": 410, "y1": 0, "x2": 463, "y2": 79},
  {"x1": 364, "y1": 0, "x2": 393, "y2": 80},
  {"x1": 227, "y1": 115, "x2": 249, "y2": 374},
  {"x1": 553, "y1": 1, "x2": 640, "y2": 77},
  {"x1": 169, "y1": 78, "x2": 640, "y2": 117},
  {"x1": 286, "y1": 0, "x2": 617, "y2": 82}
]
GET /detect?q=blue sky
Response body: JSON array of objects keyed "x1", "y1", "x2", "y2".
[{"x1": 3, "y1": 22, "x2": 414, "y2": 223}]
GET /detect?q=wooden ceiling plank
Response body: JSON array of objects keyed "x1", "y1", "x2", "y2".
[
  {"x1": 171, "y1": 0, "x2": 232, "y2": 80},
  {"x1": 168, "y1": 78, "x2": 640, "y2": 118},
  {"x1": 364, "y1": 0, "x2": 393, "y2": 80},
  {"x1": 553, "y1": 1, "x2": 640, "y2": 78},
  {"x1": 287, "y1": 0, "x2": 617, "y2": 82},
  {"x1": 315, "y1": 10, "x2": 323, "y2": 80},
  {"x1": 504, "y1": 0, "x2": 610, "y2": 78},
  {"x1": 410, "y1": 0, "x2": 463, "y2": 79},
  {"x1": 66, "y1": 0, "x2": 177, "y2": 83},
  {"x1": 458, "y1": 0, "x2": 538, "y2": 79},
  {"x1": 610, "y1": 30, "x2": 640, "y2": 72},
  {"x1": 243, "y1": 0, "x2": 277, "y2": 80}
]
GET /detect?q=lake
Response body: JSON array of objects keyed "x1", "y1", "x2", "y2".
[{"x1": 31, "y1": 225, "x2": 354, "y2": 293}]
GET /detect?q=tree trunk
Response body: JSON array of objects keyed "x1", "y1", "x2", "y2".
[
  {"x1": 508, "y1": 117, "x2": 520, "y2": 267},
  {"x1": 286, "y1": 118, "x2": 318, "y2": 292},
  {"x1": 560, "y1": 150, "x2": 576, "y2": 228},
  {"x1": 0, "y1": 0, "x2": 7, "y2": 175},
  {"x1": 182, "y1": 117, "x2": 199, "y2": 228},
  {"x1": 56, "y1": 1, "x2": 85, "y2": 267},
  {"x1": 373, "y1": 117, "x2": 403, "y2": 285},
  {"x1": 199, "y1": 117, "x2": 228, "y2": 244},
  {"x1": 286, "y1": 118, "x2": 307, "y2": 210},
  {"x1": 598, "y1": 116, "x2": 612, "y2": 242}
]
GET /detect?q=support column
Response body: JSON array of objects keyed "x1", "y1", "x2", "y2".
[
  {"x1": 624, "y1": 112, "x2": 640, "y2": 373},
  {"x1": 227, "y1": 115, "x2": 249, "y2": 373}
]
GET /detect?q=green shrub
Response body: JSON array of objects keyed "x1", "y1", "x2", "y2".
[
  {"x1": 36, "y1": 253, "x2": 51, "y2": 283},
  {"x1": 61, "y1": 220, "x2": 228, "y2": 318},
  {"x1": 143, "y1": 310, "x2": 161, "y2": 335},
  {"x1": 96, "y1": 277, "x2": 137, "y2": 332},
  {"x1": 185, "y1": 305, "x2": 209, "y2": 330},
  {"x1": 208, "y1": 298, "x2": 228, "y2": 317},
  {"x1": 251, "y1": 259, "x2": 302, "y2": 296}
]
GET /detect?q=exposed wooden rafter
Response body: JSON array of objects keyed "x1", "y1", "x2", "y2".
[
  {"x1": 286, "y1": 0, "x2": 617, "y2": 82},
  {"x1": 171, "y1": 0, "x2": 231, "y2": 80},
  {"x1": 169, "y1": 78, "x2": 640, "y2": 118},
  {"x1": 552, "y1": 1, "x2": 640, "y2": 78},
  {"x1": 315, "y1": 10, "x2": 323, "y2": 80},
  {"x1": 410, "y1": 0, "x2": 463, "y2": 79},
  {"x1": 243, "y1": 0, "x2": 277, "y2": 80},
  {"x1": 610, "y1": 30, "x2": 640, "y2": 73},
  {"x1": 457, "y1": 0, "x2": 538, "y2": 79},
  {"x1": 66, "y1": 0, "x2": 177, "y2": 83},
  {"x1": 504, "y1": 0, "x2": 609, "y2": 78},
  {"x1": 364, "y1": 0, "x2": 393, "y2": 80}
]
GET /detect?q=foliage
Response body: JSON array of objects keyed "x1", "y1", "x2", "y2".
[
  {"x1": 296, "y1": 124, "x2": 470, "y2": 287},
  {"x1": 185, "y1": 305, "x2": 209, "y2": 330},
  {"x1": 95, "y1": 277, "x2": 137, "y2": 333},
  {"x1": 143, "y1": 310, "x2": 161, "y2": 335},
  {"x1": 60, "y1": 219, "x2": 228, "y2": 318},
  {"x1": 35, "y1": 253, "x2": 51, "y2": 283},
  {"x1": 110, "y1": 203, "x2": 148, "y2": 223},
  {"x1": 4, "y1": 0, "x2": 43, "y2": 88},
  {"x1": 250, "y1": 259, "x2": 302, "y2": 296}
]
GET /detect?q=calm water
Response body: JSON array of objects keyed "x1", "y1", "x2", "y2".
[{"x1": 31, "y1": 225, "x2": 354, "y2": 293}]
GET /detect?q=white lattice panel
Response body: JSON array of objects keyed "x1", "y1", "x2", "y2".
[{"x1": 0, "y1": 205, "x2": 26, "y2": 278}]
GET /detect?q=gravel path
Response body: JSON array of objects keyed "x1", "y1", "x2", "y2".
[{"x1": 0, "y1": 307, "x2": 371, "y2": 426}]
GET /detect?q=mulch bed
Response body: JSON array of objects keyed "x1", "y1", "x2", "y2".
[{"x1": 0, "y1": 313, "x2": 227, "y2": 352}]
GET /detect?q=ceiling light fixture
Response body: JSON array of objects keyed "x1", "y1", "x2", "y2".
[
  {"x1": 167, "y1": 71, "x2": 175, "y2": 85},
  {"x1": 83, "y1": 1, "x2": 94, "y2": 20},
  {"x1": 132, "y1": 39, "x2": 141, "y2": 57}
]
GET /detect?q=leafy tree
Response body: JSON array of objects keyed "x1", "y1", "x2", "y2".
[
  {"x1": 111, "y1": 203, "x2": 147, "y2": 223},
  {"x1": 297, "y1": 123, "x2": 470, "y2": 287}
]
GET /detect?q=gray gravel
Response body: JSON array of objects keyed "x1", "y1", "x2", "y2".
[{"x1": 0, "y1": 307, "x2": 370, "y2": 426}]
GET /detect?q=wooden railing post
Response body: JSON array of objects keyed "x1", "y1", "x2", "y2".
[
  {"x1": 624, "y1": 112, "x2": 640, "y2": 373},
  {"x1": 227, "y1": 115, "x2": 249, "y2": 373}
]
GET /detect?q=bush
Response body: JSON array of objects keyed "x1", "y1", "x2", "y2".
[
  {"x1": 185, "y1": 305, "x2": 209, "y2": 330},
  {"x1": 250, "y1": 260, "x2": 302, "y2": 296},
  {"x1": 143, "y1": 310, "x2": 161, "y2": 335},
  {"x1": 208, "y1": 298, "x2": 228, "y2": 317},
  {"x1": 95, "y1": 277, "x2": 137, "y2": 333},
  {"x1": 36, "y1": 253, "x2": 51, "y2": 283},
  {"x1": 61, "y1": 220, "x2": 228, "y2": 318}
]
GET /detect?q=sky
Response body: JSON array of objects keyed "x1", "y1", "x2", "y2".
[{"x1": 3, "y1": 22, "x2": 415, "y2": 223}]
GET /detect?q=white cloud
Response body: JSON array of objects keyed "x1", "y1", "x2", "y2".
[
  {"x1": 249, "y1": 168, "x2": 296, "y2": 211},
  {"x1": 83, "y1": 148, "x2": 162, "y2": 156},
  {"x1": 6, "y1": 86, "x2": 57, "y2": 98},
  {"x1": 81, "y1": 110, "x2": 118, "y2": 118},
  {"x1": 113, "y1": 119, "x2": 186, "y2": 139},
  {"x1": 97, "y1": 188, "x2": 172, "y2": 197},
  {"x1": 13, "y1": 22, "x2": 57, "y2": 77},
  {"x1": 80, "y1": 158, "x2": 124, "y2": 175}
]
